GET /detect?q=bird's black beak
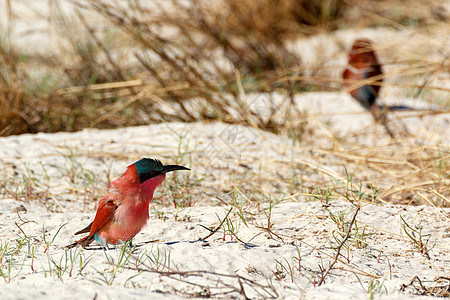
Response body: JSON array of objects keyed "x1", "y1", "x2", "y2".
[
  {"x1": 162, "y1": 165, "x2": 190, "y2": 174},
  {"x1": 137, "y1": 159, "x2": 190, "y2": 183}
]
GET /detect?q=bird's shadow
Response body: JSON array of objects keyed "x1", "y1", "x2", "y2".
[{"x1": 82, "y1": 238, "x2": 257, "y2": 251}]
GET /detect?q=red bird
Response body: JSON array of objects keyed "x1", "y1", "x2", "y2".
[
  {"x1": 342, "y1": 39, "x2": 383, "y2": 111},
  {"x1": 67, "y1": 158, "x2": 189, "y2": 248}
]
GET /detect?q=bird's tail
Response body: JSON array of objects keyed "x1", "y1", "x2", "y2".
[
  {"x1": 66, "y1": 235, "x2": 93, "y2": 249},
  {"x1": 379, "y1": 104, "x2": 446, "y2": 113},
  {"x1": 379, "y1": 104, "x2": 415, "y2": 111}
]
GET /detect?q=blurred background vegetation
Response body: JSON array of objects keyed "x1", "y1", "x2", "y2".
[{"x1": 0, "y1": 0, "x2": 448, "y2": 136}]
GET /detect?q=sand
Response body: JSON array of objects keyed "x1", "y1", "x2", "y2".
[{"x1": 1, "y1": 120, "x2": 449, "y2": 299}]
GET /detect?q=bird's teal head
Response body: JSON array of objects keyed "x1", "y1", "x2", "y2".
[{"x1": 134, "y1": 158, "x2": 190, "y2": 183}]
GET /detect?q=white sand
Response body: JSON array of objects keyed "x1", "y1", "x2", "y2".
[{"x1": 1, "y1": 120, "x2": 449, "y2": 299}]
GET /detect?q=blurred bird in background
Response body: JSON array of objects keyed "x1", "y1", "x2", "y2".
[
  {"x1": 342, "y1": 39, "x2": 413, "y2": 137},
  {"x1": 342, "y1": 38, "x2": 383, "y2": 112}
]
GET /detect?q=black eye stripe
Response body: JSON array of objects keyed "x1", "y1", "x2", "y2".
[
  {"x1": 138, "y1": 170, "x2": 163, "y2": 183},
  {"x1": 135, "y1": 161, "x2": 190, "y2": 183}
]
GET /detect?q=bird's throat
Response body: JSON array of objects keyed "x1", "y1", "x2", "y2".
[{"x1": 141, "y1": 174, "x2": 166, "y2": 204}]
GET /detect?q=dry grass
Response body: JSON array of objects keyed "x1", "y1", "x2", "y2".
[
  {"x1": 1, "y1": 0, "x2": 447, "y2": 135},
  {"x1": 193, "y1": 135, "x2": 450, "y2": 207}
]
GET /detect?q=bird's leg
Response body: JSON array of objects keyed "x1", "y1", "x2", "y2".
[{"x1": 119, "y1": 240, "x2": 134, "y2": 249}]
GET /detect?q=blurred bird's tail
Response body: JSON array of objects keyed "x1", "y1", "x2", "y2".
[{"x1": 379, "y1": 104, "x2": 414, "y2": 111}]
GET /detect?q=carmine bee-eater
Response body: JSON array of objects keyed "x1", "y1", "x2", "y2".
[
  {"x1": 67, "y1": 158, "x2": 189, "y2": 248},
  {"x1": 342, "y1": 39, "x2": 413, "y2": 138},
  {"x1": 342, "y1": 38, "x2": 383, "y2": 111}
]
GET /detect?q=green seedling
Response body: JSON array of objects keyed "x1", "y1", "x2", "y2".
[{"x1": 400, "y1": 215, "x2": 434, "y2": 259}]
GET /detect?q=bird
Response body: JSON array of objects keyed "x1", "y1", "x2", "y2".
[
  {"x1": 342, "y1": 39, "x2": 416, "y2": 138},
  {"x1": 67, "y1": 158, "x2": 190, "y2": 248},
  {"x1": 342, "y1": 38, "x2": 383, "y2": 112}
]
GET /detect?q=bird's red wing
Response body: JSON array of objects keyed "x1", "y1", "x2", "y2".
[
  {"x1": 87, "y1": 196, "x2": 118, "y2": 237},
  {"x1": 367, "y1": 64, "x2": 382, "y2": 81},
  {"x1": 342, "y1": 68, "x2": 356, "y2": 87},
  {"x1": 74, "y1": 222, "x2": 93, "y2": 235}
]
